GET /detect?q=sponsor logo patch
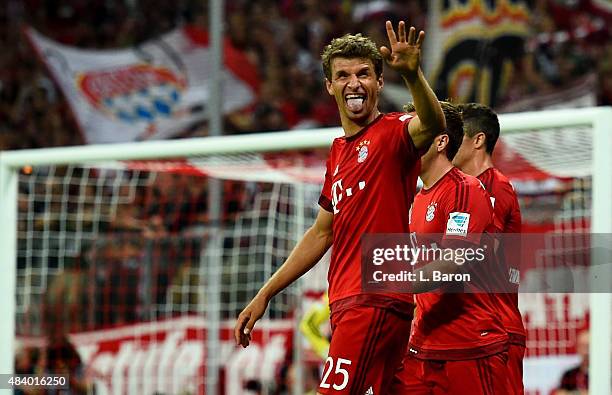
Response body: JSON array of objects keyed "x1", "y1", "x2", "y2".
[{"x1": 446, "y1": 212, "x2": 470, "y2": 236}]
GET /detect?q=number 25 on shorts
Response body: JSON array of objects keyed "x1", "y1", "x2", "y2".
[{"x1": 320, "y1": 357, "x2": 352, "y2": 391}]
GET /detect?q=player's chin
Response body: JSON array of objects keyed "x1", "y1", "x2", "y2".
[
  {"x1": 344, "y1": 104, "x2": 368, "y2": 117},
  {"x1": 347, "y1": 111, "x2": 372, "y2": 124}
]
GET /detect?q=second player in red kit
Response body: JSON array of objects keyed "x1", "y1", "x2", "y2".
[{"x1": 390, "y1": 102, "x2": 512, "y2": 395}]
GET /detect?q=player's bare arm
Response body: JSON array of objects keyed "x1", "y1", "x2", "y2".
[
  {"x1": 234, "y1": 207, "x2": 333, "y2": 347},
  {"x1": 380, "y1": 21, "x2": 445, "y2": 150}
]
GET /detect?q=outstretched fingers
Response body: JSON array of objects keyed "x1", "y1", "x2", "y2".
[
  {"x1": 398, "y1": 21, "x2": 406, "y2": 42},
  {"x1": 386, "y1": 21, "x2": 425, "y2": 48},
  {"x1": 385, "y1": 20, "x2": 397, "y2": 46},
  {"x1": 416, "y1": 30, "x2": 426, "y2": 48},
  {"x1": 407, "y1": 26, "x2": 416, "y2": 46}
]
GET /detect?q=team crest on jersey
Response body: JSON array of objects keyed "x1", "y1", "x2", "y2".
[
  {"x1": 356, "y1": 140, "x2": 370, "y2": 163},
  {"x1": 426, "y1": 202, "x2": 437, "y2": 222}
]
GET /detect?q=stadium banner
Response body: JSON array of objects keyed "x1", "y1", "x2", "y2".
[
  {"x1": 425, "y1": 0, "x2": 531, "y2": 107},
  {"x1": 16, "y1": 317, "x2": 587, "y2": 395},
  {"x1": 18, "y1": 317, "x2": 292, "y2": 395},
  {"x1": 24, "y1": 26, "x2": 260, "y2": 144}
]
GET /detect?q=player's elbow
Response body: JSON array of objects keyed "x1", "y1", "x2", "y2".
[
  {"x1": 413, "y1": 121, "x2": 446, "y2": 150},
  {"x1": 422, "y1": 116, "x2": 446, "y2": 141},
  {"x1": 435, "y1": 100, "x2": 447, "y2": 129},
  {"x1": 312, "y1": 225, "x2": 333, "y2": 248}
]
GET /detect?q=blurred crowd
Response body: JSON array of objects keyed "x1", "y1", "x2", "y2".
[
  {"x1": 0, "y1": 0, "x2": 610, "y2": 151},
  {"x1": 503, "y1": 0, "x2": 612, "y2": 108}
]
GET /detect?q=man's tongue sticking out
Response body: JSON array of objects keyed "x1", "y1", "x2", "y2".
[{"x1": 346, "y1": 96, "x2": 364, "y2": 112}]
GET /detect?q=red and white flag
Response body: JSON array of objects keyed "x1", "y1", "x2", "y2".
[{"x1": 25, "y1": 26, "x2": 260, "y2": 143}]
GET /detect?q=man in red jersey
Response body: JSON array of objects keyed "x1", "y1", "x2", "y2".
[
  {"x1": 234, "y1": 21, "x2": 446, "y2": 395},
  {"x1": 390, "y1": 102, "x2": 511, "y2": 395},
  {"x1": 453, "y1": 102, "x2": 526, "y2": 394}
]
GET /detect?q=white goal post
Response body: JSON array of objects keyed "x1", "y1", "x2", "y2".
[{"x1": 0, "y1": 106, "x2": 610, "y2": 394}]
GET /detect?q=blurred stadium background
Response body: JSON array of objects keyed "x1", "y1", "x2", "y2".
[{"x1": 0, "y1": 0, "x2": 611, "y2": 394}]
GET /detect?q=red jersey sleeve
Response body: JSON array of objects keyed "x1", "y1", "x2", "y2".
[
  {"x1": 500, "y1": 181, "x2": 522, "y2": 233},
  {"x1": 479, "y1": 168, "x2": 522, "y2": 234},
  {"x1": 318, "y1": 155, "x2": 333, "y2": 213},
  {"x1": 440, "y1": 178, "x2": 493, "y2": 247},
  {"x1": 387, "y1": 113, "x2": 422, "y2": 165}
]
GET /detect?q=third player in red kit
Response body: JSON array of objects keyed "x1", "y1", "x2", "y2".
[
  {"x1": 390, "y1": 102, "x2": 512, "y2": 395},
  {"x1": 454, "y1": 103, "x2": 526, "y2": 394}
]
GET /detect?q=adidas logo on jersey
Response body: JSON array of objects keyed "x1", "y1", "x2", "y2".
[{"x1": 365, "y1": 386, "x2": 374, "y2": 395}]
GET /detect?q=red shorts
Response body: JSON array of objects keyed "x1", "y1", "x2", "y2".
[
  {"x1": 508, "y1": 343, "x2": 525, "y2": 395},
  {"x1": 318, "y1": 306, "x2": 412, "y2": 395},
  {"x1": 389, "y1": 353, "x2": 512, "y2": 395}
]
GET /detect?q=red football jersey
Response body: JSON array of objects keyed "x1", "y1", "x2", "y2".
[
  {"x1": 408, "y1": 167, "x2": 508, "y2": 360},
  {"x1": 478, "y1": 167, "x2": 526, "y2": 345},
  {"x1": 319, "y1": 113, "x2": 420, "y2": 312}
]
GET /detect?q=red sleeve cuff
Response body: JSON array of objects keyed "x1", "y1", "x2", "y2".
[{"x1": 318, "y1": 195, "x2": 333, "y2": 212}]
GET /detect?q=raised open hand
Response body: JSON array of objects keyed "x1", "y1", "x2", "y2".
[{"x1": 380, "y1": 21, "x2": 425, "y2": 80}]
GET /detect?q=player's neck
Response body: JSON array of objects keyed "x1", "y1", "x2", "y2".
[
  {"x1": 420, "y1": 156, "x2": 453, "y2": 189},
  {"x1": 463, "y1": 153, "x2": 494, "y2": 177},
  {"x1": 341, "y1": 110, "x2": 381, "y2": 137}
]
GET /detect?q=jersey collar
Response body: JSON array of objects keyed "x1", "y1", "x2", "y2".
[
  {"x1": 420, "y1": 167, "x2": 456, "y2": 195},
  {"x1": 344, "y1": 113, "x2": 384, "y2": 142}
]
